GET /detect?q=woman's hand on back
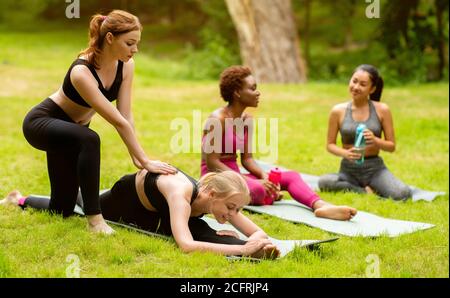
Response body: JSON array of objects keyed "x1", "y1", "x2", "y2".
[{"x1": 143, "y1": 160, "x2": 178, "y2": 175}]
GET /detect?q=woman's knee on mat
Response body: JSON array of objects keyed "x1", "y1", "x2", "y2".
[
  {"x1": 386, "y1": 186, "x2": 412, "y2": 201},
  {"x1": 248, "y1": 182, "x2": 266, "y2": 205},
  {"x1": 318, "y1": 174, "x2": 339, "y2": 190}
]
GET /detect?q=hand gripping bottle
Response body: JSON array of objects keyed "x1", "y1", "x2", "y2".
[
  {"x1": 354, "y1": 123, "x2": 367, "y2": 165},
  {"x1": 264, "y1": 168, "x2": 282, "y2": 205}
]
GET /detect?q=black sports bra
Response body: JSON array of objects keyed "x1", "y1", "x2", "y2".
[
  {"x1": 144, "y1": 169, "x2": 208, "y2": 236},
  {"x1": 62, "y1": 58, "x2": 123, "y2": 108},
  {"x1": 144, "y1": 168, "x2": 199, "y2": 215}
]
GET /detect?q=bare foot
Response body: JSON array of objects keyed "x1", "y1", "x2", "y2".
[
  {"x1": 314, "y1": 205, "x2": 357, "y2": 221},
  {"x1": 0, "y1": 190, "x2": 22, "y2": 206},
  {"x1": 275, "y1": 193, "x2": 283, "y2": 201},
  {"x1": 87, "y1": 214, "x2": 115, "y2": 235}
]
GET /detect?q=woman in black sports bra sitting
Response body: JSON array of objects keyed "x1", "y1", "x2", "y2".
[
  {"x1": 2, "y1": 170, "x2": 280, "y2": 259},
  {"x1": 21, "y1": 10, "x2": 177, "y2": 234},
  {"x1": 318, "y1": 64, "x2": 412, "y2": 200}
]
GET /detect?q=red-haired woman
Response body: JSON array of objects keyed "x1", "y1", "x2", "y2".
[{"x1": 22, "y1": 10, "x2": 176, "y2": 234}]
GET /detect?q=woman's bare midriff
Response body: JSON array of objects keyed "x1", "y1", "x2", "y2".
[
  {"x1": 48, "y1": 88, "x2": 96, "y2": 125},
  {"x1": 342, "y1": 143, "x2": 380, "y2": 157}
]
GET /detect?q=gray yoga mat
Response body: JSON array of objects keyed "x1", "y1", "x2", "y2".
[
  {"x1": 70, "y1": 196, "x2": 337, "y2": 259},
  {"x1": 243, "y1": 200, "x2": 434, "y2": 237},
  {"x1": 240, "y1": 160, "x2": 446, "y2": 202},
  {"x1": 200, "y1": 216, "x2": 338, "y2": 258}
]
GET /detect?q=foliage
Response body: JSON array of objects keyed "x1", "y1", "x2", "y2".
[
  {"x1": 0, "y1": 0, "x2": 49, "y2": 25},
  {"x1": 377, "y1": 0, "x2": 449, "y2": 82},
  {"x1": 0, "y1": 0, "x2": 447, "y2": 82},
  {"x1": 183, "y1": 28, "x2": 240, "y2": 80},
  {"x1": 180, "y1": 0, "x2": 240, "y2": 80}
]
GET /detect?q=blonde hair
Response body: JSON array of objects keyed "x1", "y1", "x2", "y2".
[
  {"x1": 198, "y1": 171, "x2": 250, "y2": 204},
  {"x1": 78, "y1": 10, "x2": 143, "y2": 69}
]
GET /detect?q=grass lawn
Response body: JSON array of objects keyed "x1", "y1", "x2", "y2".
[{"x1": 0, "y1": 29, "x2": 448, "y2": 278}]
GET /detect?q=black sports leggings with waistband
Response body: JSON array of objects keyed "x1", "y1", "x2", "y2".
[
  {"x1": 22, "y1": 98, "x2": 102, "y2": 217},
  {"x1": 21, "y1": 173, "x2": 246, "y2": 246}
]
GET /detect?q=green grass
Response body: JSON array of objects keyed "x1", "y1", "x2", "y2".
[{"x1": 0, "y1": 29, "x2": 448, "y2": 278}]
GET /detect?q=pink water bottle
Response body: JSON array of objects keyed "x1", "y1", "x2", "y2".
[{"x1": 264, "y1": 168, "x2": 282, "y2": 205}]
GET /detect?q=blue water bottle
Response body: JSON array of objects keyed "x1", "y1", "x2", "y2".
[{"x1": 354, "y1": 123, "x2": 366, "y2": 165}]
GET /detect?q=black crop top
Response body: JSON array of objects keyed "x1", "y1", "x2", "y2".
[
  {"x1": 62, "y1": 58, "x2": 123, "y2": 108},
  {"x1": 144, "y1": 168, "x2": 199, "y2": 215}
]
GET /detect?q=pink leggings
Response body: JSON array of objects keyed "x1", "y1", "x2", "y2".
[{"x1": 201, "y1": 159, "x2": 321, "y2": 208}]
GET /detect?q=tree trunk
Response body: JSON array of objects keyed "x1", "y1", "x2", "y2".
[{"x1": 225, "y1": 0, "x2": 307, "y2": 83}]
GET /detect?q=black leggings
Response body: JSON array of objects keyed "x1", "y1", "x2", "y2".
[
  {"x1": 22, "y1": 98, "x2": 101, "y2": 216},
  {"x1": 23, "y1": 173, "x2": 246, "y2": 246}
]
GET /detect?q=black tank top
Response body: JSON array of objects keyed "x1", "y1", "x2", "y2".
[
  {"x1": 62, "y1": 58, "x2": 123, "y2": 108},
  {"x1": 340, "y1": 100, "x2": 382, "y2": 145}
]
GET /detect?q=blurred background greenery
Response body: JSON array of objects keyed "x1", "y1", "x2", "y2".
[{"x1": 0, "y1": 0, "x2": 448, "y2": 84}]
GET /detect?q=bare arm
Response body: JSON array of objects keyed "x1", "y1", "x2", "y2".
[
  {"x1": 326, "y1": 106, "x2": 349, "y2": 158},
  {"x1": 228, "y1": 212, "x2": 269, "y2": 240},
  {"x1": 228, "y1": 212, "x2": 280, "y2": 258},
  {"x1": 205, "y1": 153, "x2": 233, "y2": 173},
  {"x1": 365, "y1": 103, "x2": 396, "y2": 152},
  {"x1": 241, "y1": 155, "x2": 266, "y2": 179},
  {"x1": 169, "y1": 200, "x2": 276, "y2": 257},
  {"x1": 116, "y1": 59, "x2": 142, "y2": 168},
  {"x1": 116, "y1": 59, "x2": 135, "y2": 128},
  {"x1": 326, "y1": 105, "x2": 365, "y2": 161},
  {"x1": 71, "y1": 65, "x2": 175, "y2": 174},
  {"x1": 159, "y1": 176, "x2": 274, "y2": 257},
  {"x1": 168, "y1": 196, "x2": 247, "y2": 255}
]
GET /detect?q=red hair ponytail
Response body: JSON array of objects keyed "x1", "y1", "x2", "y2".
[{"x1": 78, "y1": 10, "x2": 142, "y2": 69}]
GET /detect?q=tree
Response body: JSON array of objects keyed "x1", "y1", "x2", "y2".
[
  {"x1": 224, "y1": 0, "x2": 307, "y2": 83},
  {"x1": 378, "y1": 0, "x2": 448, "y2": 81},
  {"x1": 378, "y1": 0, "x2": 420, "y2": 58},
  {"x1": 0, "y1": 0, "x2": 49, "y2": 25},
  {"x1": 435, "y1": 0, "x2": 449, "y2": 80},
  {"x1": 297, "y1": 0, "x2": 312, "y2": 66},
  {"x1": 330, "y1": 0, "x2": 357, "y2": 51}
]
